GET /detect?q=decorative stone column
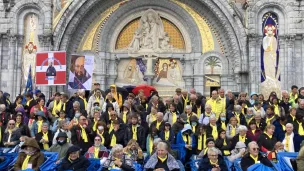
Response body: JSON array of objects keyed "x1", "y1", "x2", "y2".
[{"x1": 7, "y1": 35, "x2": 17, "y2": 98}]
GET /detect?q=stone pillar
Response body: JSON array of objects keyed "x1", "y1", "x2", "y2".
[
  {"x1": 286, "y1": 35, "x2": 295, "y2": 90},
  {"x1": 295, "y1": 34, "x2": 303, "y2": 86},
  {"x1": 248, "y1": 34, "x2": 258, "y2": 93},
  {"x1": 15, "y1": 35, "x2": 24, "y2": 97},
  {"x1": 107, "y1": 54, "x2": 118, "y2": 87},
  {"x1": 7, "y1": 35, "x2": 17, "y2": 98},
  {"x1": 182, "y1": 58, "x2": 193, "y2": 90}
]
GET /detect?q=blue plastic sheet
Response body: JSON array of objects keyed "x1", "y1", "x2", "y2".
[
  {"x1": 87, "y1": 158, "x2": 102, "y2": 171},
  {"x1": 39, "y1": 152, "x2": 59, "y2": 171},
  {"x1": 276, "y1": 152, "x2": 298, "y2": 171},
  {"x1": 247, "y1": 163, "x2": 276, "y2": 171},
  {"x1": 0, "y1": 153, "x2": 18, "y2": 170}
]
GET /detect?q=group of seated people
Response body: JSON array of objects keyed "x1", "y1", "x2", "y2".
[{"x1": 1, "y1": 85, "x2": 304, "y2": 171}]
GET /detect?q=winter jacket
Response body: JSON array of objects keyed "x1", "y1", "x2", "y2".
[
  {"x1": 2, "y1": 127, "x2": 21, "y2": 147},
  {"x1": 30, "y1": 112, "x2": 49, "y2": 137},
  {"x1": 87, "y1": 95, "x2": 104, "y2": 117},
  {"x1": 206, "y1": 98, "x2": 225, "y2": 118},
  {"x1": 102, "y1": 99, "x2": 120, "y2": 115},
  {"x1": 225, "y1": 124, "x2": 239, "y2": 140},
  {"x1": 159, "y1": 130, "x2": 175, "y2": 144},
  {"x1": 70, "y1": 125, "x2": 93, "y2": 154},
  {"x1": 258, "y1": 133, "x2": 277, "y2": 152},
  {"x1": 109, "y1": 127, "x2": 128, "y2": 147},
  {"x1": 49, "y1": 142, "x2": 72, "y2": 160},
  {"x1": 198, "y1": 155, "x2": 228, "y2": 171},
  {"x1": 85, "y1": 145, "x2": 108, "y2": 159},
  {"x1": 126, "y1": 124, "x2": 145, "y2": 149},
  {"x1": 164, "y1": 111, "x2": 180, "y2": 126},
  {"x1": 215, "y1": 137, "x2": 232, "y2": 155},
  {"x1": 241, "y1": 153, "x2": 273, "y2": 171},
  {"x1": 246, "y1": 129, "x2": 262, "y2": 142},
  {"x1": 144, "y1": 153, "x2": 180, "y2": 171},
  {"x1": 231, "y1": 134, "x2": 251, "y2": 148},
  {"x1": 59, "y1": 155, "x2": 90, "y2": 171},
  {"x1": 35, "y1": 130, "x2": 54, "y2": 150},
  {"x1": 14, "y1": 138, "x2": 44, "y2": 171}
]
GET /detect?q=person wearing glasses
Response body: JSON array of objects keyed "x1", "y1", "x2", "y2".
[
  {"x1": 241, "y1": 141, "x2": 272, "y2": 171},
  {"x1": 85, "y1": 135, "x2": 108, "y2": 164},
  {"x1": 198, "y1": 147, "x2": 228, "y2": 171},
  {"x1": 70, "y1": 115, "x2": 93, "y2": 155},
  {"x1": 3, "y1": 119, "x2": 21, "y2": 148}
]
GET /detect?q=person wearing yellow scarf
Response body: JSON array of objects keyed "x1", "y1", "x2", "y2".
[
  {"x1": 181, "y1": 93, "x2": 189, "y2": 112},
  {"x1": 79, "y1": 95, "x2": 87, "y2": 109},
  {"x1": 52, "y1": 100, "x2": 62, "y2": 117},
  {"x1": 21, "y1": 155, "x2": 32, "y2": 170},
  {"x1": 110, "y1": 85, "x2": 122, "y2": 107},
  {"x1": 297, "y1": 120, "x2": 304, "y2": 136},
  {"x1": 266, "y1": 114, "x2": 275, "y2": 125},
  {"x1": 79, "y1": 125, "x2": 88, "y2": 143},
  {"x1": 42, "y1": 132, "x2": 49, "y2": 150},
  {"x1": 132, "y1": 125, "x2": 137, "y2": 140}
]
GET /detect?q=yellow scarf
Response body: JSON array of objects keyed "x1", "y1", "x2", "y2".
[
  {"x1": 182, "y1": 94, "x2": 189, "y2": 112},
  {"x1": 239, "y1": 135, "x2": 246, "y2": 143},
  {"x1": 79, "y1": 96, "x2": 87, "y2": 109},
  {"x1": 265, "y1": 132, "x2": 272, "y2": 139},
  {"x1": 62, "y1": 102, "x2": 66, "y2": 112},
  {"x1": 266, "y1": 115, "x2": 275, "y2": 125},
  {"x1": 223, "y1": 140, "x2": 230, "y2": 155},
  {"x1": 211, "y1": 125, "x2": 218, "y2": 140},
  {"x1": 16, "y1": 122, "x2": 20, "y2": 128},
  {"x1": 132, "y1": 125, "x2": 137, "y2": 140},
  {"x1": 250, "y1": 154, "x2": 258, "y2": 163},
  {"x1": 40, "y1": 106, "x2": 43, "y2": 111},
  {"x1": 109, "y1": 121, "x2": 114, "y2": 133},
  {"x1": 254, "y1": 106, "x2": 260, "y2": 112},
  {"x1": 26, "y1": 99, "x2": 33, "y2": 106},
  {"x1": 234, "y1": 113, "x2": 241, "y2": 125},
  {"x1": 291, "y1": 115, "x2": 295, "y2": 122},
  {"x1": 274, "y1": 104, "x2": 279, "y2": 116},
  {"x1": 197, "y1": 134, "x2": 206, "y2": 151},
  {"x1": 37, "y1": 120, "x2": 43, "y2": 133},
  {"x1": 281, "y1": 123, "x2": 286, "y2": 131},
  {"x1": 110, "y1": 133, "x2": 116, "y2": 147},
  {"x1": 221, "y1": 121, "x2": 226, "y2": 131},
  {"x1": 182, "y1": 134, "x2": 192, "y2": 145},
  {"x1": 22, "y1": 155, "x2": 31, "y2": 170},
  {"x1": 97, "y1": 131, "x2": 105, "y2": 145},
  {"x1": 149, "y1": 137, "x2": 153, "y2": 155},
  {"x1": 156, "y1": 121, "x2": 161, "y2": 130},
  {"x1": 252, "y1": 129, "x2": 256, "y2": 134},
  {"x1": 94, "y1": 147, "x2": 99, "y2": 158},
  {"x1": 96, "y1": 96, "x2": 100, "y2": 103},
  {"x1": 297, "y1": 121, "x2": 304, "y2": 135},
  {"x1": 172, "y1": 112, "x2": 177, "y2": 124},
  {"x1": 52, "y1": 100, "x2": 62, "y2": 117},
  {"x1": 43, "y1": 132, "x2": 49, "y2": 150},
  {"x1": 158, "y1": 155, "x2": 167, "y2": 163},
  {"x1": 93, "y1": 119, "x2": 98, "y2": 131},
  {"x1": 204, "y1": 147, "x2": 209, "y2": 155},
  {"x1": 165, "y1": 130, "x2": 170, "y2": 141},
  {"x1": 285, "y1": 134, "x2": 290, "y2": 152},
  {"x1": 197, "y1": 107, "x2": 201, "y2": 118},
  {"x1": 123, "y1": 111, "x2": 127, "y2": 123},
  {"x1": 151, "y1": 114, "x2": 156, "y2": 122},
  {"x1": 210, "y1": 159, "x2": 218, "y2": 166},
  {"x1": 192, "y1": 126, "x2": 196, "y2": 133},
  {"x1": 80, "y1": 125, "x2": 88, "y2": 142}
]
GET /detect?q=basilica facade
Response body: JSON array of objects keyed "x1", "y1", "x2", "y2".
[{"x1": 0, "y1": 0, "x2": 303, "y2": 98}]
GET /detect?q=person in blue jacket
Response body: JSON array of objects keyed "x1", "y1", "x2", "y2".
[{"x1": 176, "y1": 123, "x2": 196, "y2": 164}]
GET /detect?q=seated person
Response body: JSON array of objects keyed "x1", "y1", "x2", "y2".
[
  {"x1": 198, "y1": 138, "x2": 222, "y2": 158},
  {"x1": 267, "y1": 141, "x2": 285, "y2": 162},
  {"x1": 258, "y1": 124, "x2": 277, "y2": 153},
  {"x1": 85, "y1": 135, "x2": 108, "y2": 164},
  {"x1": 10, "y1": 136, "x2": 29, "y2": 153},
  {"x1": 49, "y1": 132, "x2": 72, "y2": 164},
  {"x1": 227, "y1": 142, "x2": 246, "y2": 162},
  {"x1": 3, "y1": 119, "x2": 21, "y2": 148},
  {"x1": 144, "y1": 142, "x2": 180, "y2": 171},
  {"x1": 14, "y1": 138, "x2": 45, "y2": 171},
  {"x1": 103, "y1": 144, "x2": 134, "y2": 171},
  {"x1": 59, "y1": 145, "x2": 90, "y2": 171},
  {"x1": 198, "y1": 147, "x2": 228, "y2": 171},
  {"x1": 35, "y1": 123, "x2": 53, "y2": 150},
  {"x1": 241, "y1": 141, "x2": 273, "y2": 171},
  {"x1": 123, "y1": 139, "x2": 144, "y2": 164},
  {"x1": 215, "y1": 129, "x2": 232, "y2": 156}
]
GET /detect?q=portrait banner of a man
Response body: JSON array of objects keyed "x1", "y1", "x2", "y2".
[
  {"x1": 68, "y1": 55, "x2": 94, "y2": 90},
  {"x1": 35, "y1": 51, "x2": 66, "y2": 85}
]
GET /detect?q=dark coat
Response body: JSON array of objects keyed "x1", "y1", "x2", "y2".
[
  {"x1": 198, "y1": 155, "x2": 228, "y2": 171},
  {"x1": 273, "y1": 119, "x2": 286, "y2": 140},
  {"x1": 228, "y1": 112, "x2": 247, "y2": 126},
  {"x1": 173, "y1": 102, "x2": 183, "y2": 114},
  {"x1": 159, "y1": 130, "x2": 175, "y2": 144},
  {"x1": 192, "y1": 105, "x2": 205, "y2": 116},
  {"x1": 171, "y1": 120, "x2": 185, "y2": 135},
  {"x1": 258, "y1": 133, "x2": 277, "y2": 152},
  {"x1": 215, "y1": 137, "x2": 232, "y2": 155},
  {"x1": 280, "y1": 101, "x2": 292, "y2": 115},
  {"x1": 17, "y1": 122, "x2": 31, "y2": 137},
  {"x1": 246, "y1": 129, "x2": 262, "y2": 142},
  {"x1": 70, "y1": 125, "x2": 93, "y2": 154},
  {"x1": 35, "y1": 130, "x2": 53, "y2": 150},
  {"x1": 14, "y1": 138, "x2": 45, "y2": 171},
  {"x1": 59, "y1": 155, "x2": 90, "y2": 171},
  {"x1": 24, "y1": 99, "x2": 37, "y2": 117},
  {"x1": 74, "y1": 96, "x2": 87, "y2": 111},
  {"x1": 287, "y1": 114, "x2": 296, "y2": 124},
  {"x1": 278, "y1": 133, "x2": 303, "y2": 152},
  {"x1": 109, "y1": 127, "x2": 128, "y2": 147},
  {"x1": 126, "y1": 124, "x2": 145, "y2": 149},
  {"x1": 256, "y1": 119, "x2": 267, "y2": 132},
  {"x1": 231, "y1": 134, "x2": 252, "y2": 148},
  {"x1": 206, "y1": 124, "x2": 220, "y2": 139},
  {"x1": 146, "y1": 101, "x2": 166, "y2": 114},
  {"x1": 150, "y1": 120, "x2": 165, "y2": 133},
  {"x1": 2, "y1": 128, "x2": 21, "y2": 147},
  {"x1": 241, "y1": 153, "x2": 273, "y2": 171},
  {"x1": 0, "y1": 112, "x2": 10, "y2": 127},
  {"x1": 293, "y1": 120, "x2": 304, "y2": 135}
]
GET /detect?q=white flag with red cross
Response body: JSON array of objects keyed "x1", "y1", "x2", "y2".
[{"x1": 35, "y1": 51, "x2": 66, "y2": 85}]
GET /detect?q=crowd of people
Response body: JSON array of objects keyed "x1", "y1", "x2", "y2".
[{"x1": 1, "y1": 83, "x2": 304, "y2": 171}]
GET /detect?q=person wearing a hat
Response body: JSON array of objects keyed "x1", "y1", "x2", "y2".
[
  {"x1": 126, "y1": 114, "x2": 145, "y2": 150},
  {"x1": 30, "y1": 111, "x2": 49, "y2": 137},
  {"x1": 35, "y1": 123, "x2": 53, "y2": 150},
  {"x1": 49, "y1": 132, "x2": 72, "y2": 163},
  {"x1": 159, "y1": 122, "x2": 174, "y2": 144},
  {"x1": 109, "y1": 84, "x2": 123, "y2": 108},
  {"x1": 87, "y1": 88, "x2": 104, "y2": 118},
  {"x1": 14, "y1": 138, "x2": 44, "y2": 171},
  {"x1": 171, "y1": 113, "x2": 187, "y2": 135},
  {"x1": 34, "y1": 89, "x2": 45, "y2": 102},
  {"x1": 120, "y1": 102, "x2": 131, "y2": 124},
  {"x1": 176, "y1": 124, "x2": 197, "y2": 164},
  {"x1": 59, "y1": 145, "x2": 90, "y2": 171},
  {"x1": 250, "y1": 92, "x2": 258, "y2": 106},
  {"x1": 227, "y1": 141, "x2": 247, "y2": 162},
  {"x1": 109, "y1": 119, "x2": 127, "y2": 148}
]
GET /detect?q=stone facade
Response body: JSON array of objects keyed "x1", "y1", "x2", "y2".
[{"x1": 0, "y1": 0, "x2": 303, "y2": 99}]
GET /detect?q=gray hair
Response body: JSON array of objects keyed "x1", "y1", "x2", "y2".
[
  {"x1": 209, "y1": 115, "x2": 217, "y2": 120},
  {"x1": 247, "y1": 107, "x2": 255, "y2": 114},
  {"x1": 234, "y1": 105, "x2": 242, "y2": 111},
  {"x1": 151, "y1": 95, "x2": 158, "y2": 101},
  {"x1": 73, "y1": 101, "x2": 80, "y2": 107},
  {"x1": 207, "y1": 147, "x2": 219, "y2": 155},
  {"x1": 238, "y1": 125, "x2": 248, "y2": 132},
  {"x1": 205, "y1": 104, "x2": 212, "y2": 109},
  {"x1": 153, "y1": 138, "x2": 162, "y2": 145},
  {"x1": 157, "y1": 112, "x2": 163, "y2": 117},
  {"x1": 157, "y1": 142, "x2": 168, "y2": 150},
  {"x1": 225, "y1": 90, "x2": 232, "y2": 95},
  {"x1": 286, "y1": 123, "x2": 294, "y2": 129},
  {"x1": 42, "y1": 122, "x2": 49, "y2": 127},
  {"x1": 112, "y1": 144, "x2": 123, "y2": 154},
  {"x1": 78, "y1": 89, "x2": 85, "y2": 95},
  {"x1": 185, "y1": 105, "x2": 192, "y2": 110},
  {"x1": 248, "y1": 141, "x2": 258, "y2": 149}
]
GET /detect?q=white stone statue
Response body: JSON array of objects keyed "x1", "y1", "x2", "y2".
[{"x1": 128, "y1": 9, "x2": 173, "y2": 53}]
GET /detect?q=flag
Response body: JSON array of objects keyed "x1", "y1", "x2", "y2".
[
  {"x1": 36, "y1": 51, "x2": 66, "y2": 85},
  {"x1": 24, "y1": 65, "x2": 33, "y2": 94}
]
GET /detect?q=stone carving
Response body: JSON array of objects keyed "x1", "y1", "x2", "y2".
[{"x1": 128, "y1": 9, "x2": 173, "y2": 53}]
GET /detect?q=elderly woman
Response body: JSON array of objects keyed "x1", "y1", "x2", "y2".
[
  {"x1": 52, "y1": 120, "x2": 72, "y2": 145},
  {"x1": 15, "y1": 112, "x2": 31, "y2": 137},
  {"x1": 265, "y1": 106, "x2": 278, "y2": 126},
  {"x1": 85, "y1": 135, "x2": 108, "y2": 164},
  {"x1": 227, "y1": 142, "x2": 246, "y2": 162},
  {"x1": 103, "y1": 144, "x2": 134, "y2": 171},
  {"x1": 254, "y1": 112, "x2": 267, "y2": 131},
  {"x1": 59, "y1": 145, "x2": 90, "y2": 171},
  {"x1": 215, "y1": 129, "x2": 231, "y2": 156},
  {"x1": 246, "y1": 120, "x2": 262, "y2": 142},
  {"x1": 123, "y1": 139, "x2": 144, "y2": 164},
  {"x1": 206, "y1": 115, "x2": 220, "y2": 140},
  {"x1": 51, "y1": 110, "x2": 69, "y2": 132},
  {"x1": 146, "y1": 106, "x2": 158, "y2": 127},
  {"x1": 231, "y1": 125, "x2": 251, "y2": 148},
  {"x1": 93, "y1": 121, "x2": 110, "y2": 147},
  {"x1": 14, "y1": 138, "x2": 45, "y2": 171},
  {"x1": 198, "y1": 147, "x2": 228, "y2": 171},
  {"x1": 3, "y1": 119, "x2": 21, "y2": 148},
  {"x1": 258, "y1": 124, "x2": 277, "y2": 153},
  {"x1": 216, "y1": 113, "x2": 228, "y2": 131},
  {"x1": 35, "y1": 122, "x2": 53, "y2": 150},
  {"x1": 198, "y1": 138, "x2": 222, "y2": 158},
  {"x1": 164, "y1": 103, "x2": 180, "y2": 125},
  {"x1": 30, "y1": 111, "x2": 49, "y2": 137},
  {"x1": 245, "y1": 107, "x2": 255, "y2": 124},
  {"x1": 199, "y1": 104, "x2": 214, "y2": 125},
  {"x1": 144, "y1": 142, "x2": 180, "y2": 171},
  {"x1": 226, "y1": 117, "x2": 239, "y2": 140}
]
